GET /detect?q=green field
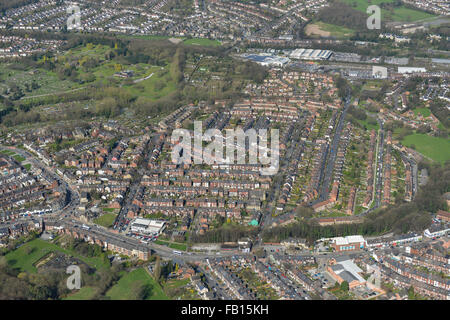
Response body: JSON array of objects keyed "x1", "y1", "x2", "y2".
[
  {"x1": 106, "y1": 268, "x2": 169, "y2": 300},
  {"x1": 94, "y1": 213, "x2": 118, "y2": 228},
  {"x1": 5, "y1": 238, "x2": 109, "y2": 273},
  {"x1": 312, "y1": 21, "x2": 355, "y2": 39},
  {"x1": 413, "y1": 107, "x2": 431, "y2": 118},
  {"x1": 340, "y1": 0, "x2": 435, "y2": 22},
  {"x1": 119, "y1": 35, "x2": 221, "y2": 47},
  {"x1": 13, "y1": 155, "x2": 26, "y2": 162},
  {"x1": 64, "y1": 286, "x2": 97, "y2": 300},
  {"x1": 183, "y1": 38, "x2": 221, "y2": 47},
  {"x1": 122, "y1": 67, "x2": 177, "y2": 100},
  {"x1": 402, "y1": 133, "x2": 450, "y2": 164}
]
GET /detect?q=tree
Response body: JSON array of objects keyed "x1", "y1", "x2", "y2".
[
  {"x1": 130, "y1": 282, "x2": 151, "y2": 300},
  {"x1": 153, "y1": 256, "x2": 161, "y2": 281},
  {"x1": 408, "y1": 286, "x2": 415, "y2": 300},
  {"x1": 340, "y1": 281, "x2": 349, "y2": 292}
]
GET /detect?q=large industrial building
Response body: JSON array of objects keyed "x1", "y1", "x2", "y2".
[
  {"x1": 327, "y1": 256, "x2": 367, "y2": 289},
  {"x1": 241, "y1": 54, "x2": 290, "y2": 67},
  {"x1": 130, "y1": 218, "x2": 166, "y2": 235},
  {"x1": 290, "y1": 48, "x2": 333, "y2": 61}
]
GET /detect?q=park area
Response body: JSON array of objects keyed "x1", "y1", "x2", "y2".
[
  {"x1": 0, "y1": 43, "x2": 179, "y2": 107},
  {"x1": 340, "y1": 0, "x2": 435, "y2": 22},
  {"x1": 5, "y1": 238, "x2": 109, "y2": 273}
]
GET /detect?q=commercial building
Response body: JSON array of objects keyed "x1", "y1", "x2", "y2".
[
  {"x1": 398, "y1": 67, "x2": 426, "y2": 74},
  {"x1": 290, "y1": 48, "x2": 333, "y2": 61},
  {"x1": 241, "y1": 54, "x2": 290, "y2": 67},
  {"x1": 331, "y1": 235, "x2": 366, "y2": 252},
  {"x1": 130, "y1": 218, "x2": 166, "y2": 235}
]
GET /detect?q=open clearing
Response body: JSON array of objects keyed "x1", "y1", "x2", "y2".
[
  {"x1": 183, "y1": 38, "x2": 221, "y2": 47},
  {"x1": 106, "y1": 268, "x2": 169, "y2": 300},
  {"x1": 402, "y1": 133, "x2": 450, "y2": 164}
]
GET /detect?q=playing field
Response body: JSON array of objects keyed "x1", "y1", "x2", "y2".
[
  {"x1": 184, "y1": 38, "x2": 221, "y2": 47},
  {"x1": 340, "y1": 0, "x2": 435, "y2": 22},
  {"x1": 106, "y1": 268, "x2": 169, "y2": 300},
  {"x1": 306, "y1": 21, "x2": 355, "y2": 39},
  {"x1": 402, "y1": 134, "x2": 450, "y2": 164}
]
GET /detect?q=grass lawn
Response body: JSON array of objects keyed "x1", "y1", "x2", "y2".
[
  {"x1": 413, "y1": 107, "x2": 431, "y2": 118},
  {"x1": 106, "y1": 268, "x2": 169, "y2": 300},
  {"x1": 184, "y1": 38, "x2": 221, "y2": 47},
  {"x1": 402, "y1": 133, "x2": 450, "y2": 164},
  {"x1": 5, "y1": 239, "x2": 109, "y2": 273},
  {"x1": 122, "y1": 67, "x2": 177, "y2": 100},
  {"x1": 356, "y1": 117, "x2": 380, "y2": 131},
  {"x1": 23, "y1": 163, "x2": 32, "y2": 171},
  {"x1": 94, "y1": 213, "x2": 118, "y2": 228},
  {"x1": 64, "y1": 286, "x2": 97, "y2": 300},
  {"x1": 166, "y1": 278, "x2": 190, "y2": 289},
  {"x1": 314, "y1": 21, "x2": 355, "y2": 38},
  {"x1": 340, "y1": 0, "x2": 435, "y2": 22}
]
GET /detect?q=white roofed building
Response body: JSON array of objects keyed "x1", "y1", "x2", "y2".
[
  {"x1": 331, "y1": 235, "x2": 366, "y2": 252},
  {"x1": 290, "y1": 48, "x2": 333, "y2": 61},
  {"x1": 131, "y1": 218, "x2": 166, "y2": 235}
]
